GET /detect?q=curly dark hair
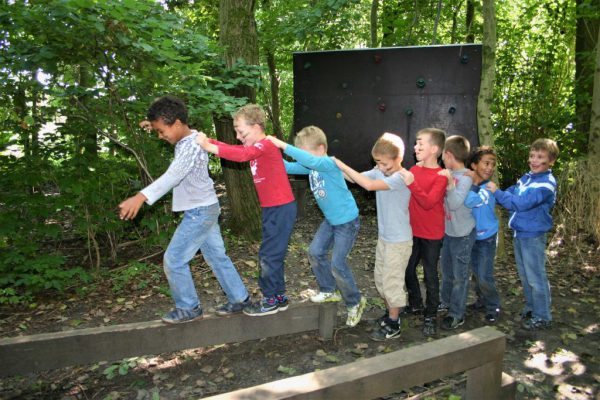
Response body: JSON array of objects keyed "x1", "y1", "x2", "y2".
[
  {"x1": 147, "y1": 95, "x2": 188, "y2": 125},
  {"x1": 468, "y1": 146, "x2": 496, "y2": 168}
]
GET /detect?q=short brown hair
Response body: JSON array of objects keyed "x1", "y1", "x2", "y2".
[
  {"x1": 372, "y1": 132, "x2": 405, "y2": 160},
  {"x1": 530, "y1": 138, "x2": 559, "y2": 161},
  {"x1": 232, "y1": 104, "x2": 265, "y2": 130},
  {"x1": 294, "y1": 126, "x2": 328, "y2": 151},
  {"x1": 444, "y1": 135, "x2": 471, "y2": 164},
  {"x1": 417, "y1": 128, "x2": 446, "y2": 157}
]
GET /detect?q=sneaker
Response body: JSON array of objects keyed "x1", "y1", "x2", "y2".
[
  {"x1": 437, "y1": 303, "x2": 449, "y2": 314},
  {"x1": 467, "y1": 301, "x2": 486, "y2": 312},
  {"x1": 310, "y1": 291, "x2": 342, "y2": 303},
  {"x1": 400, "y1": 305, "x2": 423, "y2": 316},
  {"x1": 485, "y1": 309, "x2": 500, "y2": 324},
  {"x1": 375, "y1": 310, "x2": 389, "y2": 327},
  {"x1": 215, "y1": 297, "x2": 251, "y2": 316},
  {"x1": 370, "y1": 320, "x2": 401, "y2": 341},
  {"x1": 441, "y1": 316, "x2": 465, "y2": 330},
  {"x1": 161, "y1": 306, "x2": 203, "y2": 324},
  {"x1": 243, "y1": 296, "x2": 279, "y2": 316},
  {"x1": 519, "y1": 310, "x2": 533, "y2": 321},
  {"x1": 422, "y1": 317, "x2": 437, "y2": 337},
  {"x1": 522, "y1": 317, "x2": 551, "y2": 331},
  {"x1": 276, "y1": 294, "x2": 289, "y2": 311},
  {"x1": 346, "y1": 296, "x2": 367, "y2": 327}
]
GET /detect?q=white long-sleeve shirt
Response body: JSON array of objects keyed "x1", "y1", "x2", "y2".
[{"x1": 141, "y1": 130, "x2": 218, "y2": 211}]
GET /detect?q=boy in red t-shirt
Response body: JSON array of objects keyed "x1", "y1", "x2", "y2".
[
  {"x1": 196, "y1": 104, "x2": 296, "y2": 316},
  {"x1": 404, "y1": 128, "x2": 447, "y2": 336}
]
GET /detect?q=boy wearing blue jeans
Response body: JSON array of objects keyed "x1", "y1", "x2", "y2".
[
  {"x1": 335, "y1": 133, "x2": 413, "y2": 340},
  {"x1": 464, "y1": 146, "x2": 501, "y2": 323},
  {"x1": 438, "y1": 135, "x2": 476, "y2": 330},
  {"x1": 487, "y1": 138, "x2": 559, "y2": 330},
  {"x1": 267, "y1": 127, "x2": 367, "y2": 327},
  {"x1": 118, "y1": 96, "x2": 249, "y2": 323}
]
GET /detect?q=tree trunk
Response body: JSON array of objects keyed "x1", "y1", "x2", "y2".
[
  {"x1": 431, "y1": 0, "x2": 442, "y2": 45},
  {"x1": 370, "y1": 0, "x2": 379, "y2": 47},
  {"x1": 465, "y1": 0, "x2": 475, "y2": 43},
  {"x1": 217, "y1": 0, "x2": 261, "y2": 238},
  {"x1": 78, "y1": 64, "x2": 98, "y2": 159},
  {"x1": 576, "y1": 0, "x2": 600, "y2": 147},
  {"x1": 589, "y1": 25, "x2": 600, "y2": 163},
  {"x1": 266, "y1": 50, "x2": 284, "y2": 140}
]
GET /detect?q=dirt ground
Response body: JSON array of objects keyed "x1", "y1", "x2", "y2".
[{"x1": 1, "y1": 188, "x2": 599, "y2": 400}]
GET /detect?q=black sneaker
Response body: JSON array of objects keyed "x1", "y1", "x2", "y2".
[
  {"x1": 422, "y1": 317, "x2": 437, "y2": 337},
  {"x1": 215, "y1": 297, "x2": 251, "y2": 316},
  {"x1": 370, "y1": 320, "x2": 401, "y2": 341},
  {"x1": 243, "y1": 296, "x2": 279, "y2": 316},
  {"x1": 375, "y1": 310, "x2": 390, "y2": 327},
  {"x1": 519, "y1": 310, "x2": 533, "y2": 321},
  {"x1": 441, "y1": 316, "x2": 465, "y2": 330},
  {"x1": 485, "y1": 309, "x2": 500, "y2": 324},
  {"x1": 467, "y1": 301, "x2": 485, "y2": 312},
  {"x1": 522, "y1": 317, "x2": 551, "y2": 331},
  {"x1": 401, "y1": 305, "x2": 423, "y2": 316},
  {"x1": 437, "y1": 303, "x2": 449, "y2": 314},
  {"x1": 276, "y1": 295, "x2": 289, "y2": 311}
]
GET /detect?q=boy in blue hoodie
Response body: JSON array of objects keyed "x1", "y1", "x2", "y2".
[
  {"x1": 487, "y1": 138, "x2": 559, "y2": 330},
  {"x1": 266, "y1": 127, "x2": 367, "y2": 327},
  {"x1": 464, "y1": 146, "x2": 501, "y2": 324}
]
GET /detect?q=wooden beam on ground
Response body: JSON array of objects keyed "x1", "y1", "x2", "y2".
[
  {"x1": 206, "y1": 327, "x2": 508, "y2": 400},
  {"x1": 0, "y1": 302, "x2": 337, "y2": 377}
]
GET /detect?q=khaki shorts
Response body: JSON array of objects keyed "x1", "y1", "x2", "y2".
[{"x1": 374, "y1": 238, "x2": 413, "y2": 308}]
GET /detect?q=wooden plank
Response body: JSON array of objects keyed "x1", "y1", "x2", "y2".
[
  {"x1": 466, "y1": 359, "x2": 503, "y2": 400},
  {"x1": 500, "y1": 372, "x2": 517, "y2": 400},
  {"x1": 206, "y1": 327, "x2": 506, "y2": 400},
  {"x1": 0, "y1": 302, "x2": 337, "y2": 377}
]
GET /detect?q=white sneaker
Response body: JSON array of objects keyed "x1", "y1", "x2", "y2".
[
  {"x1": 310, "y1": 291, "x2": 342, "y2": 303},
  {"x1": 346, "y1": 296, "x2": 367, "y2": 327}
]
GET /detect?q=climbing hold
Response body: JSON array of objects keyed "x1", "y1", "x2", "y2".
[
  {"x1": 448, "y1": 106, "x2": 456, "y2": 114},
  {"x1": 416, "y1": 78, "x2": 426, "y2": 88},
  {"x1": 378, "y1": 103, "x2": 386, "y2": 112},
  {"x1": 460, "y1": 54, "x2": 469, "y2": 64},
  {"x1": 341, "y1": 82, "x2": 348, "y2": 89},
  {"x1": 405, "y1": 107, "x2": 414, "y2": 116},
  {"x1": 304, "y1": 62, "x2": 312, "y2": 69},
  {"x1": 336, "y1": 112, "x2": 343, "y2": 119},
  {"x1": 374, "y1": 55, "x2": 382, "y2": 64}
]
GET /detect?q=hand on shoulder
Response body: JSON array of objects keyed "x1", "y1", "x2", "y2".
[
  {"x1": 265, "y1": 135, "x2": 286, "y2": 149},
  {"x1": 399, "y1": 168, "x2": 414, "y2": 185}
]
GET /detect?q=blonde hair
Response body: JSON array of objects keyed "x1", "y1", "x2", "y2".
[
  {"x1": 531, "y1": 138, "x2": 559, "y2": 161},
  {"x1": 232, "y1": 104, "x2": 265, "y2": 130},
  {"x1": 372, "y1": 132, "x2": 405, "y2": 160},
  {"x1": 294, "y1": 126, "x2": 328, "y2": 151},
  {"x1": 417, "y1": 128, "x2": 446, "y2": 157}
]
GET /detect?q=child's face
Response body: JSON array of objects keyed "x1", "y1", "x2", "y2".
[
  {"x1": 529, "y1": 149, "x2": 554, "y2": 174},
  {"x1": 234, "y1": 117, "x2": 263, "y2": 147},
  {"x1": 151, "y1": 118, "x2": 184, "y2": 145},
  {"x1": 471, "y1": 154, "x2": 496, "y2": 182},
  {"x1": 414, "y1": 134, "x2": 438, "y2": 162},
  {"x1": 373, "y1": 153, "x2": 401, "y2": 176},
  {"x1": 299, "y1": 144, "x2": 326, "y2": 157}
]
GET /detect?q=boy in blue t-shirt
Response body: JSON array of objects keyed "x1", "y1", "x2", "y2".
[
  {"x1": 464, "y1": 146, "x2": 501, "y2": 324},
  {"x1": 335, "y1": 133, "x2": 413, "y2": 341},
  {"x1": 267, "y1": 127, "x2": 366, "y2": 327},
  {"x1": 487, "y1": 138, "x2": 559, "y2": 330}
]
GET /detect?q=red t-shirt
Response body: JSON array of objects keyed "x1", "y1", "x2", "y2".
[
  {"x1": 407, "y1": 165, "x2": 447, "y2": 240},
  {"x1": 211, "y1": 138, "x2": 295, "y2": 208}
]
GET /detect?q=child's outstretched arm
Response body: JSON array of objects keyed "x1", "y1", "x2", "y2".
[
  {"x1": 487, "y1": 181, "x2": 554, "y2": 211},
  {"x1": 118, "y1": 193, "x2": 148, "y2": 220},
  {"x1": 196, "y1": 132, "x2": 219, "y2": 155},
  {"x1": 334, "y1": 158, "x2": 390, "y2": 191}
]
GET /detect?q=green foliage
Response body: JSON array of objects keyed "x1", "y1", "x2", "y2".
[
  {"x1": 110, "y1": 261, "x2": 163, "y2": 293},
  {"x1": 102, "y1": 357, "x2": 144, "y2": 380}
]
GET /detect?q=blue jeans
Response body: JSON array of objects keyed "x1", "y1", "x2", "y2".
[
  {"x1": 163, "y1": 203, "x2": 249, "y2": 310},
  {"x1": 513, "y1": 234, "x2": 552, "y2": 321},
  {"x1": 471, "y1": 234, "x2": 500, "y2": 313},
  {"x1": 258, "y1": 201, "x2": 297, "y2": 297},
  {"x1": 440, "y1": 229, "x2": 476, "y2": 319},
  {"x1": 309, "y1": 217, "x2": 361, "y2": 307}
]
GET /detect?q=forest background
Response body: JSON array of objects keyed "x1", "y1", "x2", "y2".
[{"x1": 1, "y1": 0, "x2": 599, "y2": 313}]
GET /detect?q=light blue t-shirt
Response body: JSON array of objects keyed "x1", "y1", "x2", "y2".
[
  {"x1": 362, "y1": 168, "x2": 412, "y2": 243},
  {"x1": 283, "y1": 145, "x2": 358, "y2": 225}
]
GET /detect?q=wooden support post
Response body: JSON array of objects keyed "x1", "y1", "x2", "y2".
[
  {"x1": 206, "y1": 327, "x2": 507, "y2": 400},
  {"x1": 0, "y1": 302, "x2": 336, "y2": 377},
  {"x1": 466, "y1": 358, "x2": 503, "y2": 400}
]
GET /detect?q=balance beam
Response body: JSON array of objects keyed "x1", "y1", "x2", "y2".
[
  {"x1": 206, "y1": 327, "x2": 510, "y2": 400},
  {"x1": 0, "y1": 302, "x2": 337, "y2": 377}
]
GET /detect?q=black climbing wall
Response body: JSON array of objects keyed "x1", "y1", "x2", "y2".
[{"x1": 293, "y1": 44, "x2": 482, "y2": 171}]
